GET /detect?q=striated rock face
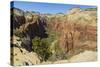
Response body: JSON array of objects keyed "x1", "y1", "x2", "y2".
[
  {"x1": 11, "y1": 8, "x2": 49, "y2": 66},
  {"x1": 11, "y1": 8, "x2": 48, "y2": 50},
  {"x1": 11, "y1": 7, "x2": 97, "y2": 65},
  {"x1": 11, "y1": 7, "x2": 97, "y2": 54},
  {"x1": 14, "y1": 8, "x2": 47, "y2": 38},
  {"x1": 47, "y1": 8, "x2": 97, "y2": 54}
]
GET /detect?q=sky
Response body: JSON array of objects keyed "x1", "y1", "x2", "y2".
[{"x1": 11, "y1": 1, "x2": 97, "y2": 14}]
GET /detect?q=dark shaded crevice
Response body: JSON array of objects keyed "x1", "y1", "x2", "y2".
[
  {"x1": 26, "y1": 17, "x2": 48, "y2": 39},
  {"x1": 21, "y1": 16, "x2": 48, "y2": 52}
]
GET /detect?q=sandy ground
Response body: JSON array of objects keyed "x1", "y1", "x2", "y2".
[
  {"x1": 41, "y1": 50, "x2": 97, "y2": 64},
  {"x1": 69, "y1": 50, "x2": 97, "y2": 62}
]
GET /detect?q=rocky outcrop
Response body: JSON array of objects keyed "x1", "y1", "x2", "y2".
[
  {"x1": 68, "y1": 7, "x2": 82, "y2": 14},
  {"x1": 11, "y1": 8, "x2": 47, "y2": 37},
  {"x1": 11, "y1": 8, "x2": 48, "y2": 51},
  {"x1": 11, "y1": 35, "x2": 37, "y2": 66},
  {"x1": 11, "y1": 8, "x2": 49, "y2": 66},
  {"x1": 25, "y1": 11, "x2": 34, "y2": 22},
  {"x1": 11, "y1": 8, "x2": 25, "y2": 29},
  {"x1": 11, "y1": 47, "x2": 40, "y2": 66}
]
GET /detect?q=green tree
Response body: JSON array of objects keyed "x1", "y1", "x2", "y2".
[{"x1": 32, "y1": 37, "x2": 52, "y2": 61}]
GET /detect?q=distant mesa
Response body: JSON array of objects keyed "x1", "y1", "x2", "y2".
[{"x1": 67, "y1": 7, "x2": 82, "y2": 14}]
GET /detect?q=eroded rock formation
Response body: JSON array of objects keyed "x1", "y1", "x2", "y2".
[{"x1": 11, "y1": 7, "x2": 97, "y2": 66}]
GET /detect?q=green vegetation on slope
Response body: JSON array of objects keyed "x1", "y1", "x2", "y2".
[{"x1": 32, "y1": 36, "x2": 52, "y2": 61}]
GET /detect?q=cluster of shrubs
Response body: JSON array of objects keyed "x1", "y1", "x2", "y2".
[
  {"x1": 32, "y1": 36, "x2": 52, "y2": 61},
  {"x1": 32, "y1": 33, "x2": 68, "y2": 62}
]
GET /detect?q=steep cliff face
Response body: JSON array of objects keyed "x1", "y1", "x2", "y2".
[
  {"x1": 46, "y1": 8, "x2": 97, "y2": 54},
  {"x1": 11, "y1": 8, "x2": 25, "y2": 29},
  {"x1": 11, "y1": 8, "x2": 49, "y2": 65},
  {"x1": 11, "y1": 7, "x2": 97, "y2": 52},
  {"x1": 11, "y1": 8, "x2": 48, "y2": 51},
  {"x1": 11, "y1": 8, "x2": 47, "y2": 37},
  {"x1": 11, "y1": 7, "x2": 97, "y2": 65}
]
